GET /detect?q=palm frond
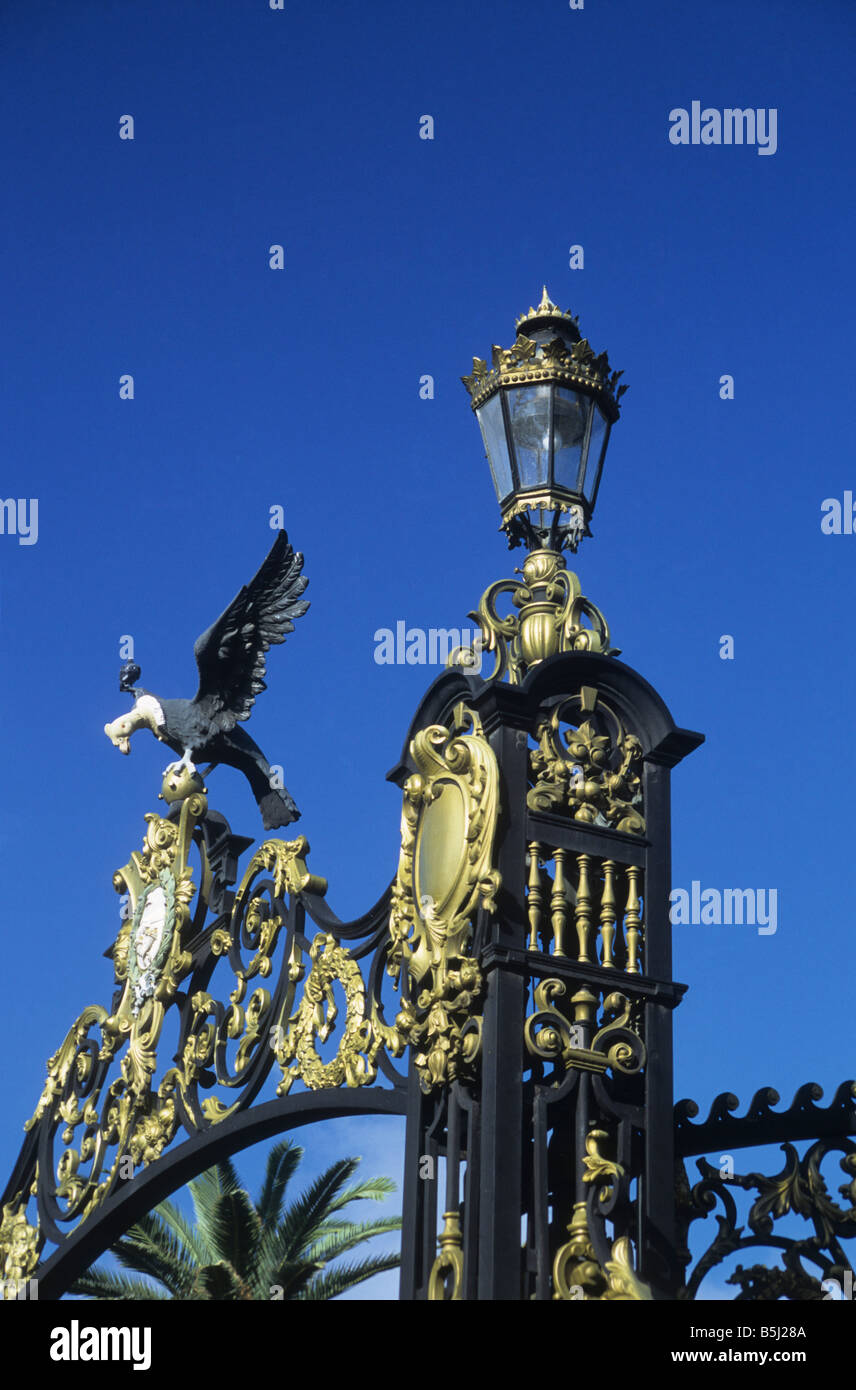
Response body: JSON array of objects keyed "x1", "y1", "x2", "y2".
[
  {"x1": 212, "y1": 1156, "x2": 244, "y2": 1196},
  {"x1": 70, "y1": 1268, "x2": 171, "y2": 1300},
  {"x1": 317, "y1": 1174, "x2": 398, "y2": 1216},
  {"x1": 305, "y1": 1216, "x2": 402, "y2": 1265},
  {"x1": 265, "y1": 1256, "x2": 326, "y2": 1302},
  {"x1": 148, "y1": 1197, "x2": 212, "y2": 1268},
  {"x1": 273, "y1": 1158, "x2": 362, "y2": 1261},
  {"x1": 205, "y1": 1189, "x2": 263, "y2": 1287},
  {"x1": 111, "y1": 1209, "x2": 199, "y2": 1297},
  {"x1": 298, "y1": 1252, "x2": 402, "y2": 1300},
  {"x1": 110, "y1": 1241, "x2": 187, "y2": 1298},
  {"x1": 187, "y1": 1160, "x2": 243, "y2": 1245},
  {"x1": 188, "y1": 1261, "x2": 250, "y2": 1301},
  {"x1": 256, "y1": 1139, "x2": 303, "y2": 1227},
  {"x1": 76, "y1": 1146, "x2": 400, "y2": 1301}
]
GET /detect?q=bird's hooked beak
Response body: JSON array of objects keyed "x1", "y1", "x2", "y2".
[
  {"x1": 105, "y1": 694, "x2": 168, "y2": 756},
  {"x1": 104, "y1": 711, "x2": 143, "y2": 754}
]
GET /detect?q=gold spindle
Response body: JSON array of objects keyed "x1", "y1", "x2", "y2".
[
  {"x1": 527, "y1": 841, "x2": 543, "y2": 952},
  {"x1": 600, "y1": 859, "x2": 616, "y2": 967},
  {"x1": 625, "y1": 865, "x2": 642, "y2": 974},
  {"x1": 570, "y1": 986, "x2": 598, "y2": 1032},
  {"x1": 574, "y1": 853, "x2": 592, "y2": 962},
  {"x1": 551, "y1": 848, "x2": 568, "y2": 957}
]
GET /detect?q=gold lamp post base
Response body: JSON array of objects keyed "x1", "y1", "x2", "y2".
[{"x1": 451, "y1": 548, "x2": 618, "y2": 684}]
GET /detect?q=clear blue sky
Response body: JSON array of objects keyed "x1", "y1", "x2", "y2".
[{"x1": 1, "y1": 0, "x2": 855, "y2": 1299}]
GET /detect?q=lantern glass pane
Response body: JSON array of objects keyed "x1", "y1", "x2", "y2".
[
  {"x1": 583, "y1": 405, "x2": 608, "y2": 502},
  {"x1": 476, "y1": 394, "x2": 513, "y2": 503},
  {"x1": 552, "y1": 388, "x2": 591, "y2": 494},
  {"x1": 506, "y1": 384, "x2": 552, "y2": 490}
]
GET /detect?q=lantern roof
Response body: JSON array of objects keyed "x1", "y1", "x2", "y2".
[{"x1": 461, "y1": 286, "x2": 628, "y2": 421}]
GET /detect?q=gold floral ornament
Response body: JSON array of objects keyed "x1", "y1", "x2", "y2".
[
  {"x1": 528, "y1": 686, "x2": 645, "y2": 834},
  {"x1": 273, "y1": 933, "x2": 381, "y2": 1093},
  {"x1": 450, "y1": 549, "x2": 617, "y2": 686},
  {"x1": 552, "y1": 1203, "x2": 652, "y2": 1301},
  {"x1": 388, "y1": 705, "x2": 501, "y2": 1092},
  {"x1": 0, "y1": 1198, "x2": 40, "y2": 1295}
]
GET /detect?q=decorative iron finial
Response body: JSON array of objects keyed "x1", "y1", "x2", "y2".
[{"x1": 514, "y1": 285, "x2": 581, "y2": 336}]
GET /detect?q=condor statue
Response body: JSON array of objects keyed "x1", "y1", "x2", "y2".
[{"x1": 105, "y1": 529, "x2": 309, "y2": 829}]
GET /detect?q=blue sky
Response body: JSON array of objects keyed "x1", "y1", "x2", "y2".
[{"x1": 1, "y1": 0, "x2": 855, "y2": 1299}]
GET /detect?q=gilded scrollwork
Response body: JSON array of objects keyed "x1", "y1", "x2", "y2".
[
  {"x1": 525, "y1": 979, "x2": 645, "y2": 1078},
  {"x1": 394, "y1": 958, "x2": 483, "y2": 1092},
  {"x1": 552, "y1": 1202, "x2": 652, "y2": 1300},
  {"x1": 591, "y1": 993, "x2": 646, "y2": 1075},
  {"x1": 0, "y1": 1196, "x2": 41, "y2": 1294},
  {"x1": 524, "y1": 978, "x2": 577, "y2": 1065},
  {"x1": 528, "y1": 687, "x2": 644, "y2": 833},
  {"x1": 582, "y1": 1127, "x2": 624, "y2": 1193},
  {"x1": 387, "y1": 706, "x2": 501, "y2": 1092},
  {"x1": 2, "y1": 777, "x2": 406, "y2": 1283},
  {"x1": 216, "y1": 835, "x2": 328, "y2": 1001},
  {"x1": 18, "y1": 795, "x2": 206, "y2": 1231},
  {"x1": 26, "y1": 1006, "x2": 111, "y2": 1133},
  {"x1": 274, "y1": 933, "x2": 379, "y2": 1092},
  {"x1": 450, "y1": 550, "x2": 617, "y2": 685}
]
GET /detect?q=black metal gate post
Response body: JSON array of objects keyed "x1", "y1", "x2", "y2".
[{"x1": 389, "y1": 646, "x2": 702, "y2": 1299}]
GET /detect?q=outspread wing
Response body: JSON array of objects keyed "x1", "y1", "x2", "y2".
[{"x1": 192, "y1": 531, "x2": 309, "y2": 730}]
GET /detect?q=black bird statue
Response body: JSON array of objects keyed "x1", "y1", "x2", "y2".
[{"x1": 105, "y1": 530, "x2": 309, "y2": 829}]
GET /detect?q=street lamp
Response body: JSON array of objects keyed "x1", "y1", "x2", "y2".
[
  {"x1": 462, "y1": 287, "x2": 627, "y2": 552},
  {"x1": 455, "y1": 289, "x2": 627, "y2": 681}
]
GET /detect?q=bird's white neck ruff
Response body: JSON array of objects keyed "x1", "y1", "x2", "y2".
[{"x1": 134, "y1": 694, "x2": 166, "y2": 729}]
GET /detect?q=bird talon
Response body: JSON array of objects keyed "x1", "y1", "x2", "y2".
[{"x1": 165, "y1": 751, "x2": 197, "y2": 776}]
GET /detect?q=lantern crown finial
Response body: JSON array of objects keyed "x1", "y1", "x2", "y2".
[
  {"x1": 461, "y1": 293, "x2": 627, "y2": 417},
  {"x1": 515, "y1": 286, "x2": 581, "y2": 338}
]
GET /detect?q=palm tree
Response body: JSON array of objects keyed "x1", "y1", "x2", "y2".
[{"x1": 71, "y1": 1140, "x2": 401, "y2": 1300}]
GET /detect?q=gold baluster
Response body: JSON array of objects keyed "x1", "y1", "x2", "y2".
[
  {"x1": 570, "y1": 986, "x2": 598, "y2": 1044},
  {"x1": 625, "y1": 865, "x2": 642, "y2": 974},
  {"x1": 551, "y1": 848, "x2": 568, "y2": 957},
  {"x1": 600, "y1": 859, "x2": 616, "y2": 967},
  {"x1": 527, "y1": 841, "x2": 543, "y2": 952},
  {"x1": 574, "y1": 853, "x2": 592, "y2": 963}
]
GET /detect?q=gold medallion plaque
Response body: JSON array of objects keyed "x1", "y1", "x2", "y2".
[{"x1": 388, "y1": 704, "x2": 501, "y2": 1092}]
